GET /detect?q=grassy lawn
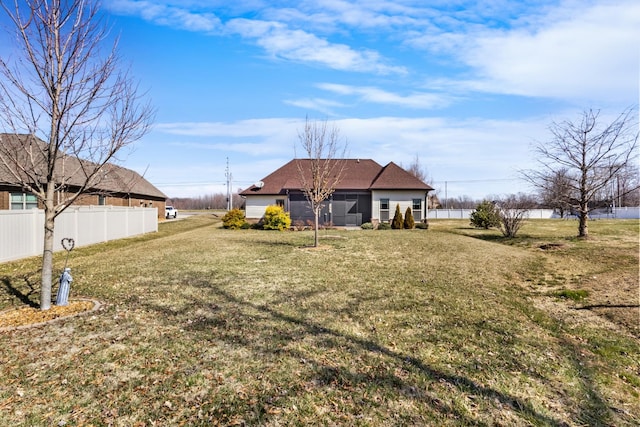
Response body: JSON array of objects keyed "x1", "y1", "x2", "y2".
[{"x1": 0, "y1": 215, "x2": 638, "y2": 426}]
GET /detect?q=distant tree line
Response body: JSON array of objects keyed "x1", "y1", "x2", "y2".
[
  {"x1": 433, "y1": 177, "x2": 639, "y2": 213},
  {"x1": 169, "y1": 193, "x2": 245, "y2": 210}
]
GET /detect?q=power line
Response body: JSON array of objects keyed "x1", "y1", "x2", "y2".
[
  {"x1": 153, "y1": 180, "x2": 254, "y2": 187},
  {"x1": 431, "y1": 178, "x2": 515, "y2": 184}
]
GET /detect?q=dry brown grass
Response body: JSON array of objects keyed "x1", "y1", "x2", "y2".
[{"x1": 0, "y1": 215, "x2": 638, "y2": 426}]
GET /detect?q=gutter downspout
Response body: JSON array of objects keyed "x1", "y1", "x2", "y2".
[{"x1": 425, "y1": 191, "x2": 429, "y2": 223}]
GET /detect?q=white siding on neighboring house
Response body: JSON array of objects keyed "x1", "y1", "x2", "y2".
[
  {"x1": 245, "y1": 195, "x2": 280, "y2": 219},
  {"x1": 371, "y1": 190, "x2": 428, "y2": 222}
]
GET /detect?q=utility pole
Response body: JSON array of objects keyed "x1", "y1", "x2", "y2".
[
  {"x1": 444, "y1": 181, "x2": 448, "y2": 210},
  {"x1": 225, "y1": 157, "x2": 232, "y2": 210}
]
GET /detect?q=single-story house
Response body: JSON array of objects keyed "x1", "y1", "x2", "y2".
[
  {"x1": 0, "y1": 133, "x2": 167, "y2": 215},
  {"x1": 240, "y1": 158, "x2": 433, "y2": 227}
]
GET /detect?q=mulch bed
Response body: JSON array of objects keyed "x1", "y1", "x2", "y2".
[{"x1": 0, "y1": 299, "x2": 101, "y2": 331}]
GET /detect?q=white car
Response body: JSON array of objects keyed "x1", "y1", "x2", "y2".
[{"x1": 165, "y1": 205, "x2": 178, "y2": 219}]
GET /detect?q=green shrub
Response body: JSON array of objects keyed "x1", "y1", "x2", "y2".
[
  {"x1": 391, "y1": 204, "x2": 403, "y2": 229},
  {"x1": 263, "y1": 205, "x2": 291, "y2": 231},
  {"x1": 360, "y1": 222, "x2": 374, "y2": 230},
  {"x1": 555, "y1": 289, "x2": 589, "y2": 301},
  {"x1": 377, "y1": 222, "x2": 391, "y2": 230},
  {"x1": 470, "y1": 200, "x2": 501, "y2": 229},
  {"x1": 221, "y1": 208, "x2": 247, "y2": 229},
  {"x1": 404, "y1": 207, "x2": 415, "y2": 229}
]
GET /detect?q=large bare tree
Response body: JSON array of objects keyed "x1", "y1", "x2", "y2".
[
  {"x1": 403, "y1": 154, "x2": 430, "y2": 183},
  {"x1": 295, "y1": 118, "x2": 347, "y2": 247},
  {"x1": 523, "y1": 108, "x2": 638, "y2": 238},
  {"x1": 539, "y1": 168, "x2": 574, "y2": 218},
  {"x1": 0, "y1": 0, "x2": 153, "y2": 310}
]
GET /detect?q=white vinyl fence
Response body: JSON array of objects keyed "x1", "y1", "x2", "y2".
[
  {"x1": 427, "y1": 207, "x2": 640, "y2": 220},
  {"x1": 0, "y1": 206, "x2": 158, "y2": 263},
  {"x1": 589, "y1": 207, "x2": 640, "y2": 219},
  {"x1": 428, "y1": 209, "x2": 554, "y2": 219}
]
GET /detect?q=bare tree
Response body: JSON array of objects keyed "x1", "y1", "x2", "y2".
[
  {"x1": 495, "y1": 194, "x2": 534, "y2": 238},
  {"x1": 538, "y1": 168, "x2": 574, "y2": 218},
  {"x1": 403, "y1": 154, "x2": 431, "y2": 184},
  {"x1": 440, "y1": 195, "x2": 480, "y2": 209},
  {"x1": 613, "y1": 163, "x2": 640, "y2": 207},
  {"x1": 295, "y1": 118, "x2": 348, "y2": 247},
  {"x1": 171, "y1": 192, "x2": 245, "y2": 210},
  {"x1": 0, "y1": 0, "x2": 153, "y2": 310},
  {"x1": 522, "y1": 108, "x2": 638, "y2": 238}
]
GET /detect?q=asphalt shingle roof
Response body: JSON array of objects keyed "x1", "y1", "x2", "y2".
[
  {"x1": 0, "y1": 133, "x2": 166, "y2": 199},
  {"x1": 240, "y1": 158, "x2": 433, "y2": 195}
]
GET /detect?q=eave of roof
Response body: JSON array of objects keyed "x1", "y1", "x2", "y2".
[
  {"x1": 0, "y1": 133, "x2": 167, "y2": 199},
  {"x1": 369, "y1": 162, "x2": 434, "y2": 190},
  {"x1": 240, "y1": 158, "x2": 433, "y2": 195}
]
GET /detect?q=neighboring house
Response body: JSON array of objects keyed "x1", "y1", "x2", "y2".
[
  {"x1": 0, "y1": 133, "x2": 167, "y2": 215},
  {"x1": 240, "y1": 159, "x2": 433, "y2": 227}
]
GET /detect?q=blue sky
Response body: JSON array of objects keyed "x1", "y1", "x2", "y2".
[{"x1": 6, "y1": 0, "x2": 640, "y2": 200}]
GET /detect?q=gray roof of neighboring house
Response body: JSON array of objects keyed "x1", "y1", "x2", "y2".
[
  {"x1": 0, "y1": 133, "x2": 166, "y2": 199},
  {"x1": 240, "y1": 158, "x2": 433, "y2": 196}
]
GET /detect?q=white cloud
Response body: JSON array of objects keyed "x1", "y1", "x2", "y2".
[
  {"x1": 226, "y1": 18, "x2": 407, "y2": 74},
  {"x1": 156, "y1": 118, "x2": 302, "y2": 137},
  {"x1": 283, "y1": 98, "x2": 347, "y2": 116},
  {"x1": 432, "y1": 0, "x2": 640, "y2": 103},
  {"x1": 106, "y1": 1, "x2": 406, "y2": 74},
  {"x1": 105, "y1": 0, "x2": 221, "y2": 32},
  {"x1": 316, "y1": 83, "x2": 452, "y2": 109},
  {"x1": 153, "y1": 119, "x2": 305, "y2": 158},
  {"x1": 265, "y1": 0, "x2": 423, "y2": 32}
]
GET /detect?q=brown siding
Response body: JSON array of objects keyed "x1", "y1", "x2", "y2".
[
  {"x1": 73, "y1": 194, "x2": 97, "y2": 206},
  {"x1": 1, "y1": 188, "x2": 166, "y2": 218},
  {"x1": 0, "y1": 190, "x2": 7, "y2": 210}
]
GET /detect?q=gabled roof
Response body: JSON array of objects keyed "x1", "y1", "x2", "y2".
[
  {"x1": 240, "y1": 158, "x2": 433, "y2": 195},
  {"x1": 0, "y1": 133, "x2": 166, "y2": 199},
  {"x1": 99, "y1": 163, "x2": 167, "y2": 199},
  {"x1": 370, "y1": 161, "x2": 432, "y2": 190}
]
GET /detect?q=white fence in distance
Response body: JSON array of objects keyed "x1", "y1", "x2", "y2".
[
  {"x1": 0, "y1": 206, "x2": 158, "y2": 263},
  {"x1": 427, "y1": 209, "x2": 555, "y2": 219},
  {"x1": 589, "y1": 207, "x2": 640, "y2": 219},
  {"x1": 427, "y1": 207, "x2": 640, "y2": 220}
]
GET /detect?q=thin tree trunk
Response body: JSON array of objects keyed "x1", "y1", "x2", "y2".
[
  {"x1": 40, "y1": 205, "x2": 55, "y2": 310},
  {"x1": 578, "y1": 204, "x2": 588, "y2": 238},
  {"x1": 578, "y1": 160, "x2": 589, "y2": 238},
  {"x1": 314, "y1": 209, "x2": 319, "y2": 247}
]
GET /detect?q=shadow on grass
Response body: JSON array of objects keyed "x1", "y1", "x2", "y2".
[
  {"x1": 558, "y1": 335, "x2": 614, "y2": 425},
  {"x1": 1, "y1": 276, "x2": 39, "y2": 308},
  {"x1": 141, "y1": 283, "x2": 575, "y2": 425},
  {"x1": 225, "y1": 234, "x2": 319, "y2": 250},
  {"x1": 456, "y1": 231, "x2": 576, "y2": 249},
  {"x1": 577, "y1": 304, "x2": 640, "y2": 310}
]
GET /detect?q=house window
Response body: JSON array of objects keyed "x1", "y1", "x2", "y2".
[
  {"x1": 10, "y1": 192, "x2": 38, "y2": 210},
  {"x1": 276, "y1": 199, "x2": 285, "y2": 208},
  {"x1": 412, "y1": 198, "x2": 422, "y2": 221},
  {"x1": 380, "y1": 198, "x2": 389, "y2": 222},
  {"x1": 98, "y1": 195, "x2": 106, "y2": 205}
]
